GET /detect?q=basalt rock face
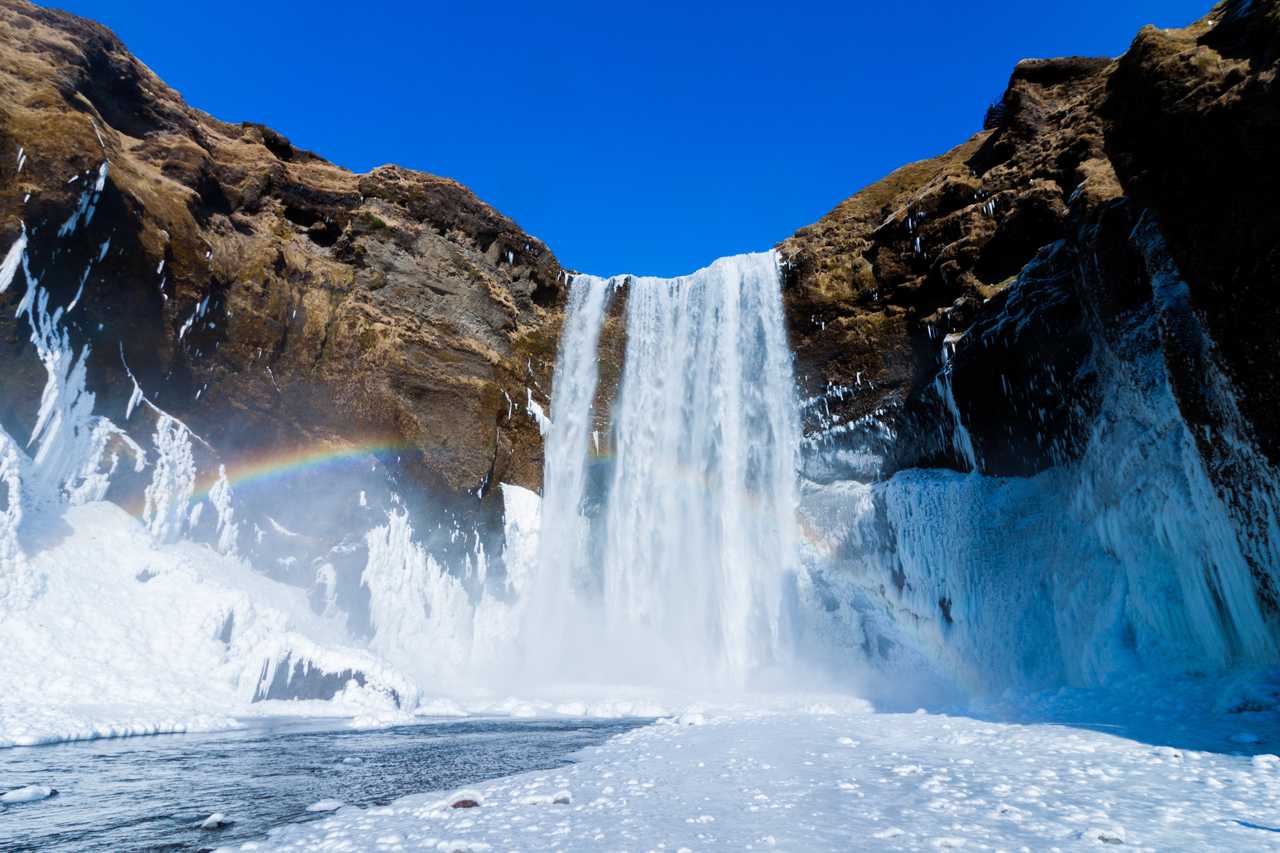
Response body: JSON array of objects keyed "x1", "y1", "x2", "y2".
[
  {"x1": 780, "y1": 0, "x2": 1280, "y2": 492},
  {"x1": 1105, "y1": 2, "x2": 1280, "y2": 469},
  {"x1": 0, "y1": 0, "x2": 563, "y2": 526}
]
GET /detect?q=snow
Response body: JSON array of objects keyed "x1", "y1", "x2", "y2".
[
  {"x1": 234, "y1": 685, "x2": 1280, "y2": 851},
  {"x1": 1, "y1": 784, "x2": 56, "y2": 803},
  {"x1": 306, "y1": 799, "x2": 345, "y2": 813},
  {"x1": 0, "y1": 501, "x2": 415, "y2": 748}
]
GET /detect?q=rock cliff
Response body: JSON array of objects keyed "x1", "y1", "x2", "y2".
[
  {"x1": 781, "y1": 0, "x2": 1279, "y2": 487},
  {"x1": 781, "y1": 0, "x2": 1280, "y2": 652},
  {"x1": 0, "y1": 0, "x2": 563, "y2": 527}
]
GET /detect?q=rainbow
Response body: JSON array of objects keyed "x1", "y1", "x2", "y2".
[
  {"x1": 182, "y1": 435, "x2": 837, "y2": 559},
  {"x1": 191, "y1": 437, "x2": 417, "y2": 501}
]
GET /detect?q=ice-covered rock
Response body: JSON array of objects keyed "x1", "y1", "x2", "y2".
[{"x1": 448, "y1": 789, "x2": 483, "y2": 809}]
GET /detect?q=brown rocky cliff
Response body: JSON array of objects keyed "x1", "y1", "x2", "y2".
[
  {"x1": 0, "y1": 0, "x2": 564, "y2": 517},
  {"x1": 2, "y1": 0, "x2": 1275, "y2": 533},
  {"x1": 778, "y1": 0, "x2": 1280, "y2": 483}
]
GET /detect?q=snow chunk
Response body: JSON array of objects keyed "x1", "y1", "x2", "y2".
[
  {"x1": 1, "y1": 784, "x2": 56, "y2": 803},
  {"x1": 1081, "y1": 825, "x2": 1127, "y2": 845}
]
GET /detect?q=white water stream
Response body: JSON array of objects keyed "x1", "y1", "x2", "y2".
[{"x1": 525, "y1": 252, "x2": 801, "y2": 688}]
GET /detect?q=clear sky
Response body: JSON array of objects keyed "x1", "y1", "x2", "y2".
[{"x1": 55, "y1": 0, "x2": 1210, "y2": 277}]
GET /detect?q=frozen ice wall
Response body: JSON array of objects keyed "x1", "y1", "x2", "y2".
[{"x1": 797, "y1": 220, "x2": 1280, "y2": 697}]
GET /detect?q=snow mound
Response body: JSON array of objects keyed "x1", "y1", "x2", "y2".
[
  {"x1": 0, "y1": 502, "x2": 416, "y2": 748},
  {"x1": 1, "y1": 784, "x2": 56, "y2": 803}
]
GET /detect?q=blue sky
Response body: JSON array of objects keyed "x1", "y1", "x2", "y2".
[{"x1": 57, "y1": 1, "x2": 1210, "y2": 276}]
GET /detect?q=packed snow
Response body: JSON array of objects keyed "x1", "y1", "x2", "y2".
[
  {"x1": 229, "y1": 685, "x2": 1280, "y2": 851},
  {"x1": 0, "y1": 500, "x2": 414, "y2": 748}
]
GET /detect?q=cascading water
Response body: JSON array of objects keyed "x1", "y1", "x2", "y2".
[
  {"x1": 524, "y1": 252, "x2": 802, "y2": 689},
  {"x1": 519, "y1": 273, "x2": 616, "y2": 678}
]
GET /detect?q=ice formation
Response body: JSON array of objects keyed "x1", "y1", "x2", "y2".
[
  {"x1": 796, "y1": 219, "x2": 1280, "y2": 696},
  {"x1": 142, "y1": 415, "x2": 196, "y2": 543},
  {"x1": 0, "y1": 231, "x2": 419, "y2": 747}
]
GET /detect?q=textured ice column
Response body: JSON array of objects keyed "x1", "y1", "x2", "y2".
[
  {"x1": 143, "y1": 415, "x2": 195, "y2": 543},
  {"x1": 362, "y1": 509, "x2": 479, "y2": 683},
  {"x1": 209, "y1": 465, "x2": 239, "y2": 555}
]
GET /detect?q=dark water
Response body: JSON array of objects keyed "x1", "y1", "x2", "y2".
[{"x1": 0, "y1": 715, "x2": 645, "y2": 852}]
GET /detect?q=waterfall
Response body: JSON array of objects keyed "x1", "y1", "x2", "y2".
[
  {"x1": 521, "y1": 272, "x2": 615, "y2": 676},
  {"x1": 526, "y1": 252, "x2": 801, "y2": 688}
]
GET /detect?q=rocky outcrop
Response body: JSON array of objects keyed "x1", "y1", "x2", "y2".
[
  {"x1": 779, "y1": 0, "x2": 1280, "y2": 490},
  {"x1": 779, "y1": 49, "x2": 1119, "y2": 479},
  {"x1": 783, "y1": 0, "x2": 1280, "y2": 648},
  {"x1": 0, "y1": 0, "x2": 563, "y2": 524}
]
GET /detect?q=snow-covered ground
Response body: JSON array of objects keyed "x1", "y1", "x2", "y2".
[
  {"x1": 0, "y1": 494, "x2": 676, "y2": 749},
  {"x1": 0, "y1": 500, "x2": 417, "y2": 748},
  {"x1": 231, "y1": 685, "x2": 1280, "y2": 852}
]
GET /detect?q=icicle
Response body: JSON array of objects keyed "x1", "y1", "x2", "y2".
[
  {"x1": 525, "y1": 388, "x2": 551, "y2": 436},
  {"x1": 57, "y1": 161, "x2": 108, "y2": 238},
  {"x1": 0, "y1": 228, "x2": 26, "y2": 294}
]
